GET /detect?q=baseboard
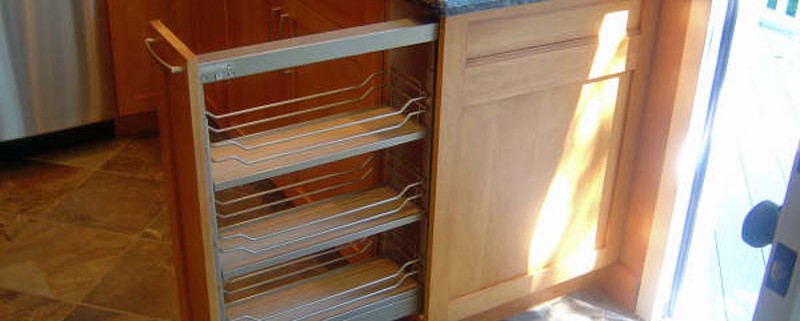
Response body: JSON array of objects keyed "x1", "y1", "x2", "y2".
[{"x1": 596, "y1": 262, "x2": 641, "y2": 312}]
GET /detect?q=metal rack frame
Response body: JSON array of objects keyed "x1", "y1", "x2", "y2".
[{"x1": 147, "y1": 14, "x2": 438, "y2": 321}]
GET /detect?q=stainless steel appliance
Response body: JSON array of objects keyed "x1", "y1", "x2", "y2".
[{"x1": 0, "y1": 0, "x2": 116, "y2": 142}]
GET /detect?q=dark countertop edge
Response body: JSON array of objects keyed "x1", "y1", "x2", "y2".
[{"x1": 416, "y1": 0, "x2": 549, "y2": 16}]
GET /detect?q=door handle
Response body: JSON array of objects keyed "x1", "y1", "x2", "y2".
[{"x1": 144, "y1": 37, "x2": 184, "y2": 74}]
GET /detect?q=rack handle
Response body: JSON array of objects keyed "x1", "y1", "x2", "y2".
[{"x1": 144, "y1": 37, "x2": 185, "y2": 74}]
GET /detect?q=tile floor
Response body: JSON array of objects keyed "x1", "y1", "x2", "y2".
[
  {"x1": 506, "y1": 291, "x2": 640, "y2": 321},
  {"x1": 0, "y1": 134, "x2": 177, "y2": 321},
  {"x1": 0, "y1": 134, "x2": 639, "y2": 321}
]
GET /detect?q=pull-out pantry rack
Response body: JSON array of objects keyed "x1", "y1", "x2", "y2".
[{"x1": 147, "y1": 16, "x2": 438, "y2": 321}]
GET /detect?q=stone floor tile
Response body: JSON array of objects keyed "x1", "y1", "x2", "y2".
[
  {"x1": 62, "y1": 305, "x2": 166, "y2": 321},
  {"x1": 83, "y1": 239, "x2": 179, "y2": 320},
  {"x1": 101, "y1": 136, "x2": 164, "y2": 181},
  {"x1": 47, "y1": 171, "x2": 165, "y2": 235},
  {"x1": 0, "y1": 161, "x2": 92, "y2": 217},
  {"x1": 30, "y1": 138, "x2": 131, "y2": 170},
  {"x1": 0, "y1": 288, "x2": 75, "y2": 321},
  {"x1": 0, "y1": 212, "x2": 52, "y2": 250},
  {"x1": 0, "y1": 214, "x2": 132, "y2": 302}
]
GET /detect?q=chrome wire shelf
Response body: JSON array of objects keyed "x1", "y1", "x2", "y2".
[
  {"x1": 207, "y1": 71, "x2": 429, "y2": 190},
  {"x1": 205, "y1": 70, "x2": 425, "y2": 138},
  {"x1": 215, "y1": 157, "x2": 377, "y2": 221},
  {"x1": 221, "y1": 182, "x2": 422, "y2": 254},
  {"x1": 206, "y1": 72, "x2": 382, "y2": 128},
  {"x1": 224, "y1": 239, "x2": 375, "y2": 304},
  {"x1": 210, "y1": 103, "x2": 426, "y2": 165},
  {"x1": 218, "y1": 181, "x2": 424, "y2": 279},
  {"x1": 216, "y1": 156, "x2": 374, "y2": 207},
  {"x1": 225, "y1": 257, "x2": 421, "y2": 321}
]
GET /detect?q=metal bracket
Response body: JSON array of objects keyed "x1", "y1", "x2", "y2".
[
  {"x1": 200, "y1": 63, "x2": 236, "y2": 83},
  {"x1": 197, "y1": 19, "x2": 438, "y2": 84}
]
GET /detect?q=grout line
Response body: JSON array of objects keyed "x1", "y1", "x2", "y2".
[
  {"x1": 139, "y1": 210, "x2": 167, "y2": 242},
  {"x1": 2, "y1": 212, "x2": 178, "y2": 312},
  {"x1": 4, "y1": 137, "x2": 174, "y2": 321},
  {"x1": 29, "y1": 163, "x2": 102, "y2": 220},
  {"x1": 0, "y1": 284, "x2": 173, "y2": 321},
  {"x1": 27, "y1": 157, "x2": 87, "y2": 170},
  {"x1": 8, "y1": 184, "x2": 171, "y2": 245},
  {"x1": 0, "y1": 286, "x2": 80, "y2": 321},
  {"x1": 95, "y1": 167, "x2": 166, "y2": 184},
  {"x1": 104, "y1": 137, "x2": 136, "y2": 162},
  {"x1": 58, "y1": 304, "x2": 80, "y2": 321},
  {"x1": 73, "y1": 301, "x2": 175, "y2": 321},
  {"x1": 73, "y1": 235, "x2": 147, "y2": 313},
  {"x1": 20, "y1": 214, "x2": 145, "y2": 243},
  {"x1": 75, "y1": 233, "x2": 140, "y2": 302},
  {"x1": 27, "y1": 137, "x2": 133, "y2": 171},
  {"x1": 20, "y1": 162, "x2": 103, "y2": 227},
  {"x1": 97, "y1": 167, "x2": 166, "y2": 183},
  {"x1": 137, "y1": 233, "x2": 175, "y2": 246},
  {"x1": 93, "y1": 135, "x2": 166, "y2": 183},
  {"x1": 73, "y1": 235, "x2": 179, "y2": 321}
]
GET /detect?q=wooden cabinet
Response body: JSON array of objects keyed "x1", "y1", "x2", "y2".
[
  {"x1": 145, "y1": 0, "x2": 663, "y2": 320},
  {"x1": 426, "y1": 1, "x2": 646, "y2": 320},
  {"x1": 107, "y1": 0, "x2": 385, "y2": 116},
  {"x1": 107, "y1": 0, "x2": 166, "y2": 116},
  {"x1": 107, "y1": 0, "x2": 195, "y2": 118}
]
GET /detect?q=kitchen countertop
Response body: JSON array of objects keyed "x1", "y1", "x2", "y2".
[{"x1": 423, "y1": 0, "x2": 548, "y2": 16}]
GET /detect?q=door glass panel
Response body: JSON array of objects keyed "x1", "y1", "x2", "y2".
[{"x1": 670, "y1": 1, "x2": 800, "y2": 321}]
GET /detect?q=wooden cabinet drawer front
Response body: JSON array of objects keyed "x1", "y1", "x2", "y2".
[
  {"x1": 465, "y1": 0, "x2": 640, "y2": 59},
  {"x1": 464, "y1": 34, "x2": 639, "y2": 105}
]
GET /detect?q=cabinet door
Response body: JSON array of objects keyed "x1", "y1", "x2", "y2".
[
  {"x1": 107, "y1": 0, "x2": 165, "y2": 116},
  {"x1": 428, "y1": 1, "x2": 642, "y2": 320},
  {"x1": 283, "y1": 0, "x2": 385, "y2": 192},
  {"x1": 286, "y1": 0, "x2": 384, "y2": 121}
]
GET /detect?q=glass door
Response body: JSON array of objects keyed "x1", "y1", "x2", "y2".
[{"x1": 666, "y1": 1, "x2": 800, "y2": 321}]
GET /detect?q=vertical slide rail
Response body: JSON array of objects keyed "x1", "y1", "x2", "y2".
[{"x1": 148, "y1": 20, "x2": 225, "y2": 321}]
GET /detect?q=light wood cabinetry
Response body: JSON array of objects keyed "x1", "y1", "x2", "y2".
[
  {"x1": 144, "y1": 0, "x2": 666, "y2": 320},
  {"x1": 426, "y1": 1, "x2": 646, "y2": 319}
]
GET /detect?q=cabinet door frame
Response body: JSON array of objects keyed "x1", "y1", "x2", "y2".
[
  {"x1": 426, "y1": 1, "x2": 655, "y2": 320},
  {"x1": 628, "y1": 0, "x2": 714, "y2": 319}
]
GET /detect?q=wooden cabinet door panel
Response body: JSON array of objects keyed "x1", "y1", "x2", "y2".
[
  {"x1": 296, "y1": 0, "x2": 385, "y2": 27},
  {"x1": 289, "y1": 0, "x2": 379, "y2": 121},
  {"x1": 283, "y1": 0, "x2": 385, "y2": 200},
  {"x1": 428, "y1": 1, "x2": 642, "y2": 319},
  {"x1": 222, "y1": 0, "x2": 296, "y2": 133},
  {"x1": 108, "y1": 0, "x2": 165, "y2": 116},
  {"x1": 446, "y1": 74, "x2": 630, "y2": 296},
  {"x1": 465, "y1": 0, "x2": 640, "y2": 59},
  {"x1": 464, "y1": 35, "x2": 638, "y2": 105}
]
